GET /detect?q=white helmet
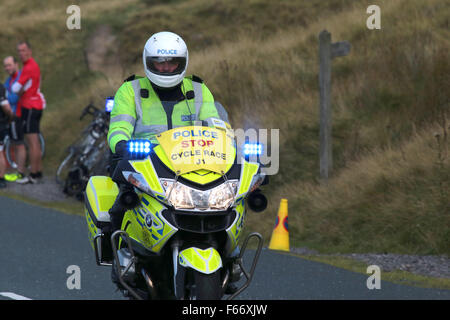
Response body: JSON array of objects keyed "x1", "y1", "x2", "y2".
[{"x1": 142, "y1": 31, "x2": 188, "y2": 88}]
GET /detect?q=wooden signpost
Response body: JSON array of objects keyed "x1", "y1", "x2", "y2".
[{"x1": 319, "y1": 30, "x2": 351, "y2": 182}]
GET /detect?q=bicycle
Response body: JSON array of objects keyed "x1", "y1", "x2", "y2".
[{"x1": 56, "y1": 101, "x2": 111, "y2": 200}]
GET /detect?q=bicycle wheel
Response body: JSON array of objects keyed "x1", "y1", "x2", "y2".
[
  {"x1": 5, "y1": 133, "x2": 46, "y2": 169},
  {"x1": 39, "y1": 133, "x2": 45, "y2": 158},
  {"x1": 4, "y1": 136, "x2": 16, "y2": 169}
]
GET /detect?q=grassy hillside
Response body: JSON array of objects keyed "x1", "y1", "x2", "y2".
[{"x1": 0, "y1": 0, "x2": 448, "y2": 255}]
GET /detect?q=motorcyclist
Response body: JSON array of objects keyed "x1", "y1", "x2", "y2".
[
  {"x1": 107, "y1": 31, "x2": 223, "y2": 233},
  {"x1": 107, "y1": 31, "x2": 243, "y2": 296}
]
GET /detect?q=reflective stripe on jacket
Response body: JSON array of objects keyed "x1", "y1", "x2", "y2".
[{"x1": 107, "y1": 76, "x2": 220, "y2": 153}]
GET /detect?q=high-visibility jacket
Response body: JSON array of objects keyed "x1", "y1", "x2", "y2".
[{"x1": 107, "y1": 75, "x2": 221, "y2": 153}]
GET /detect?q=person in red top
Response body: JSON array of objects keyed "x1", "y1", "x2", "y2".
[{"x1": 11, "y1": 41, "x2": 46, "y2": 184}]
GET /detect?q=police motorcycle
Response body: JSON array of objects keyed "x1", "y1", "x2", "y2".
[{"x1": 84, "y1": 101, "x2": 268, "y2": 300}]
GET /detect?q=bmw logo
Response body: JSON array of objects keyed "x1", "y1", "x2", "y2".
[{"x1": 145, "y1": 215, "x2": 153, "y2": 228}]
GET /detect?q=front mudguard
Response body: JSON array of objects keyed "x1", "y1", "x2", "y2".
[
  {"x1": 178, "y1": 247, "x2": 223, "y2": 274},
  {"x1": 174, "y1": 247, "x2": 223, "y2": 299}
]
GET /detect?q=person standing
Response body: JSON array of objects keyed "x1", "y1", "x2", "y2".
[
  {"x1": 11, "y1": 41, "x2": 46, "y2": 184},
  {"x1": 3, "y1": 56, "x2": 26, "y2": 182},
  {"x1": 0, "y1": 83, "x2": 14, "y2": 188}
]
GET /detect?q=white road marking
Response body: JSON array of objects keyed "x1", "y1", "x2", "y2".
[{"x1": 0, "y1": 292, "x2": 32, "y2": 300}]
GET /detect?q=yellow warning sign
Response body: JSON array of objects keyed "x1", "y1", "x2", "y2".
[{"x1": 156, "y1": 126, "x2": 236, "y2": 175}]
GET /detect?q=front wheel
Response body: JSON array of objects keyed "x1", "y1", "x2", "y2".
[
  {"x1": 187, "y1": 270, "x2": 222, "y2": 300},
  {"x1": 55, "y1": 148, "x2": 75, "y2": 185}
]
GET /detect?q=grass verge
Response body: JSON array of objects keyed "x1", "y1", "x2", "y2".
[
  {"x1": 0, "y1": 190, "x2": 84, "y2": 217},
  {"x1": 283, "y1": 251, "x2": 450, "y2": 290}
]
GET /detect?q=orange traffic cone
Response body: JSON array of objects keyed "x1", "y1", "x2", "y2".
[{"x1": 268, "y1": 199, "x2": 289, "y2": 251}]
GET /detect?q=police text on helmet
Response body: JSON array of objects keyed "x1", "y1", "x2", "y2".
[{"x1": 157, "y1": 49, "x2": 178, "y2": 55}]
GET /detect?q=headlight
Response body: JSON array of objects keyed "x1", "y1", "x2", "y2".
[
  {"x1": 161, "y1": 179, "x2": 238, "y2": 211},
  {"x1": 164, "y1": 182, "x2": 195, "y2": 210},
  {"x1": 208, "y1": 183, "x2": 237, "y2": 210}
]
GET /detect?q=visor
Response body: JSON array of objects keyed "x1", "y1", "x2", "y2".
[{"x1": 146, "y1": 56, "x2": 186, "y2": 76}]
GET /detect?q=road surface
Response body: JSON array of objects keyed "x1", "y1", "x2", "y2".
[{"x1": 1, "y1": 196, "x2": 449, "y2": 300}]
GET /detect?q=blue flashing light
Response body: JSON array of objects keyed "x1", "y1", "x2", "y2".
[
  {"x1": 105, "y1": 96, "x2": 114, "y2": 113},
  {"x1": 243, "y1": 143, "x2": 263, "y2": 155},
  {"x1": 128, "y1": 139, "x2": 152, "y2": 156}
]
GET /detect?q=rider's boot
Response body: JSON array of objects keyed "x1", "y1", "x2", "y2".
[
  {"x1": 108, "y1": 194, "x2": 126, "y2": 289},
  {"x1": 108, "y1": 184, "x2": 138, "y2": 292},
  {"x1": 108, "y1": 183, "x2": 136, "y2": 233}
]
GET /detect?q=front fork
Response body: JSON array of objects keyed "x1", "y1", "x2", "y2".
[
  {"x1": 110, "y1": 230, "x2": 264, "y2": 300},
  {"x1": 172, "y1": 232, "x2": 264, "y2": 300}
]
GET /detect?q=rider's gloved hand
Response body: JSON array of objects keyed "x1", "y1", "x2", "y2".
[{"x1": 114, "y1": 140, "x2": 129, "y2": 159}]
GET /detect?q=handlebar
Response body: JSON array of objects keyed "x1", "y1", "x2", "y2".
[{"x1": 80, "y1": 103, "x2": 102, "y2": 120}]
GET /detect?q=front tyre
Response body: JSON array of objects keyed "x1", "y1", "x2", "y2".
[{"x1": 187, "y1": 270, "x2": 222, "y2": 300}]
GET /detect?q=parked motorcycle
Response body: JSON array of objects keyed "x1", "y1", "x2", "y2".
[
  {"x1": 56, "y1": 100, "x2": 111, "y2": 200},
  {"x1": 85, "y1": 103, "x2": 267, "y2": 300}
]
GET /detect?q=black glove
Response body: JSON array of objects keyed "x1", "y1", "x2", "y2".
[{"x1": 114, "y1": 140, "x2": 128, "y2": 158}]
